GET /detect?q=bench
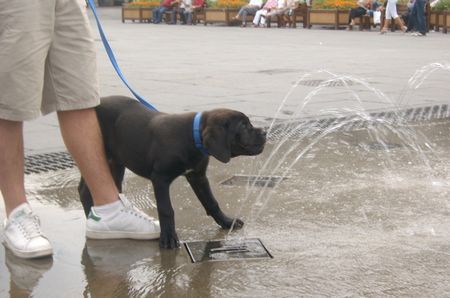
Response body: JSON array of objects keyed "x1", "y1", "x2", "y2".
[{"x1": 267, "y1": 4, "x2": 309, "y2": 28}]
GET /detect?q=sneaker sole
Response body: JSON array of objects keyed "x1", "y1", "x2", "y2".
[
  {"x1": 4, "y1": 241, "x2": 53, "y2": 259},
  {"x1": 86, "y1": 230, "x2": 160, "y2": 240}
]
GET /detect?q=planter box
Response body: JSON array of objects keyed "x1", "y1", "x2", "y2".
[
  {"x1": 431, "y1": 10, "x2": 449, "y2": 33},
  {"x1": 122, "y1": 5, "x2": 153, "y2": 23},
  {"x1": 307, "y1": 8, "x2": 349, "y2": 29},
  {"x1": 204, "y1": 8, "x2": 240, "y2": 25}
]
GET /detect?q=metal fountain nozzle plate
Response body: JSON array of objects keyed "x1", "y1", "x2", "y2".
[{"x1": 184, "y1": 238, "x2": 273, "y2": 263}]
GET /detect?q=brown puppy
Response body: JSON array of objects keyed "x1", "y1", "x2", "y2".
[{"x1": 78, "y1": 96, "x2": 266, "y2": 248}]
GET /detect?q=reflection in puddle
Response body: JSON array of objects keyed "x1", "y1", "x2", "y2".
[{"x1": 3, "y1": 249, "x2": 53, "y2": 297}]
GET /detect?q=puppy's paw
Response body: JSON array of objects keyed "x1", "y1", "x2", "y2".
[
  {"x1": 219, "y1": 217, "x2": 244, "y2": 230},
  {"x1": 159, "y1": 230, "x2": 180, "y2": 249},
  {"x1": 231, "y1": 218, "x2": 244, "y2": 229}
]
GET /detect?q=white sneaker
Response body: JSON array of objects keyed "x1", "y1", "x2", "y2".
[
  {"x1": 86, "y1": 194, "x2": 160, "y2": 240},
  {"x1": 3, "y1": 203, "x2": 53, "y2": 259}
]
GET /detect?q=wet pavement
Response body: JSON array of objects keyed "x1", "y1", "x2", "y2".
[{"x1": 2, "y1": 6, "x2": 450, "y2": 298}]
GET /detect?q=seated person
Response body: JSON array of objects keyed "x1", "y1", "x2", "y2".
[
  {"x1": 192, "y1": 0, "x2": 206, "y2": 24},
  {"x1": 152, "y1": 0, "x2": 179, "y2": 24},
  {"x1": 266, "y1": 0, "x2": 288, "y2": 23},
  {"x1": 348, "y1": 0, "x2": 370, "y2": 29},
  {"x1": 283, "y1": 0, "x2": 300, "y2": 27},
  {"x1": 233, "y1": 0, "x2": 264, "y2": 27},
  {"x1": 347, "y1": 0, "x2": 381, "y2": 30},
  {"x1": 173, "y1": 0, "x2": 193, "y2": 24},
  {"x1": 252, "y1": 0, "x2": 278, "y2": 27}
]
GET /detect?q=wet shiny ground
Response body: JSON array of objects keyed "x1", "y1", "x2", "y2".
[{"x1": 1, "y1": 119, "x2": 450, "y2": 297}]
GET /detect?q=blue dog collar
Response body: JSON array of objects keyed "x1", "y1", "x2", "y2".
[{"x1": 193, "y1": 112, "x2": 209, "y2": 156}]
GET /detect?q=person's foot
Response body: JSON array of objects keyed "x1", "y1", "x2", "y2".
[
  {"x1": 347, "y1": 24, "x2": 353, "y2": 31},
  {"x1": 411, "y1": 32, "x2": 426, "y2": 36},
  {"x1": 241, "y1": 23, "x2": 247, "y2": 27},
  {"x1": 380, "y1": 29, "x2": 387, "y2": 34},
  {"x1": 86, "y1": 194, "x2": 160, "y2": 240},
  {"x1": 401, "y1": 26, "x2": 407, "y2": 33},
  {"x1": 3, "y1": 203, "x2": 53, "y2": 259}
]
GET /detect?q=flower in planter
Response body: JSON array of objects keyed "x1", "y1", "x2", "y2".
[
  {"x1": 208, "y1": 0, "x2": 248, "y2": 8},
  {"x1": 127, "y1": 0, "x2": 160, "y2": 7},
  {"x1": 313, "y1": 0, "x2": 366, "y2": 9}
]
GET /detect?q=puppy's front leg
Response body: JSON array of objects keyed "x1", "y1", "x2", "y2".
[
  {"x1": 152, "y1": 179, "x2": 180, "y2": 249},
  {"x1": 185, "y1": 171, "x2": 244, "y2": 230}
]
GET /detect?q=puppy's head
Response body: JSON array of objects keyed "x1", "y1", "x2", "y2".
[{"x1": 202, "y1": 109, "x2": 266, "y2": 163}]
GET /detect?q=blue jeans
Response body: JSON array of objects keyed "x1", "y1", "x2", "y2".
[
  {"x1": 411, "y1": 0, "x2": 426, "y2": 34},
  {"x1": 152, "y1": 6, "x2": 169, "y2": 23}
]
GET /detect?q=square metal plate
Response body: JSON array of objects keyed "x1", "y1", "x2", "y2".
[{"x1": 184, "y1": 238, "x2": 273, "y2": 263}]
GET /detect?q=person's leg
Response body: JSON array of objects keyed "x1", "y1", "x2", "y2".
[
  {"x1": 260, "y1": 10, "x2": 268, "y2": 26},
  {"x1": 57, "y1": 109, "x2": 118, "y2": 206},
  {"x1": 381, "y1": 18, "x2": 389, "y2": 32},
  {"x1": 152, "y1": 7, "x2": 159, "y2": 23},
  {"x1": 414, "y1": 0, "x2": 426, "y2": 34},
  {"x1": 186, "y1": 12, "x2": 193, "y2": 25},
  {"x1": 0, "y1": 1, "x2": 55, "y2": 259},
  {"x1": 171, "y1": 8, "x2": 177, "y2": 24},
  {"x1": 406, "y1": 10, "x2": 414, "y2": 31},
  {"x1": 160, "y1": 7, "x2": 169, "y2": 23},
  {"x1": 235, "y1": 6, "x2": 244, "y2": 19},
  {"x1": 242, "y1": 8, "x2": 248, "y2": 25},
  {"x1": 242, "y1": 7, "x2": 256, "y2": 25},
  {"x1": 46, "y1": 0, "x2": 160, "y2": 241},
  {"x1": 180, "y1": 8, "x2": 187, "y2": 24},
  {"x1": 155, "y1": 7, "x2": 163, "y2": 23},
  {"x1": 381, "y1": 5, "x2": 392, "y2": 33},
  {"x1": 394, "y1": 16, "x2": 407, "y2": 31},
  {"x1": 0, "y1": 120, "x2": 26, "y2": 217},
  {"x1": 253, "y1": 10, "x2": 262, "y2": 25},
  {"x1": 348, "y1": 9, "x2": 354, "y2": 24}
]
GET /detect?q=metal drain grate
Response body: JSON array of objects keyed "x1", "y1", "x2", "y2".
[
  {"x1": 25, "y1": 151, "x2": 75, "y2": 174},
  {"x1": 268, "y1": 104, "x2": 450, "y2": 140},
  {"x1": 220, "y1": 175, "x2": 287, "y2": 187},
  {"x1": 184, "y1": 238, "x2": 273, "y2": 263},
  {"x1": 297, "y1": 79, "x2": 357, "y2": 87}
]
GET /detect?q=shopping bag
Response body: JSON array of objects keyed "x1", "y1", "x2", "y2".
[{"x1": 373, "y1": 10, "x2": 381, "y2": 24}]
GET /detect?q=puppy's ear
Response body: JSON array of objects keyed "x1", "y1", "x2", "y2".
[{"x1": 203, "y1": 125, "x2": 231, "y2": 163}]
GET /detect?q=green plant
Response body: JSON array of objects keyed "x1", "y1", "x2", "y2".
[
  {"x1": 313, "y1": 0, "x2": 355, "y2": 9},
  {"x1": 433, "y1": 0, "x2": 450, "y2": 11},
  {"x1": 207, "y1": 0, "x2": 248, "y2": 8}
]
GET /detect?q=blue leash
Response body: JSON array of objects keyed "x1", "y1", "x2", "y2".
[
  {"x1": 87, "y1": 0, "x2": 157, "y2": 111},
  {"x1": 86, "y1": 2, "x2": 209, "y2": 156}
]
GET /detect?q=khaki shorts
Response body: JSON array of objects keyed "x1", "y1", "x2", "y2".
[{"x1": 0, "y1": 0, "x2": 99, "y2": 121}]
